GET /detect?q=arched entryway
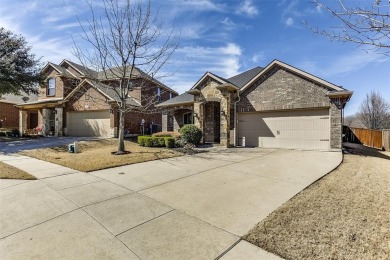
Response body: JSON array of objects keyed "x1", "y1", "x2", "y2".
[{"x1": 203, "y1": 101, "x2": 220, "y2": 143}]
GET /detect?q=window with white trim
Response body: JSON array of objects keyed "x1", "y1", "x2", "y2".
[
  {"x1": 169, "y1": 92, "x2": 173, "y2": 99},
  {"x1": 47, "y1": 78, "x2": 55, "y2": 96}
]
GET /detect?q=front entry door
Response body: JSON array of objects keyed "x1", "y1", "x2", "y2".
[{"x1": 204, "y1": 102, "x2": 220, "y2": 143}]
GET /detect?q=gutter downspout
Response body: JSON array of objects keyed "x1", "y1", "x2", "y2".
[{"x1": 233, "y1": 90, "x2": 241, "y2": 147}]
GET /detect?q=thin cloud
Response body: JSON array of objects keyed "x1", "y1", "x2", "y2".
[
  {"x1": 297, "y1": 51, "x2": 389, "y2": 78},
  {"x1": 285, "y1": 17, "x2": 294, "y2": 26},
  {"x1": 167, "y1": 0, "x2": 225, "y2": 12},
  {"x1": 236, "y1": 0, "x2": 259, "y2": 17},
  {"x1": 164, "y1": 43, "x2": 243, "y2": 93},
  {"x1": 220, "y1": 17, "x2": 236, "y2": 30},
  {"x1": 251, "y1": 52, "x2": 265, "y2": 63}
]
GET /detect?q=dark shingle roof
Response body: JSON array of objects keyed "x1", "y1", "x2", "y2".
[
  {"x1": 156, "y1": 67, "x2": 264, "y2": 107},
  {"x1": 155, "y1": 93, "x2": 194, "y2": 107},
  {"x1": 227, "y1": 66, "x2": 263, "y2": 88},
  {"x1": 98, "y1": 66, "x2": 177, "y2": 94},
  {"x1": 90, "y1": 80, "x2": 141, "y2": 107},
  {"x1": 65, "y1": 60, "x2": 99, "y2": 77}
]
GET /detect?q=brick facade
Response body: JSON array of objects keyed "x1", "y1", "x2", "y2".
[
  {"x1": 236, "y1": 67, "x2": 343, "y2": 149},
  {"x1": 237, "y1": 68, "x2": 330, "y2": 112},
  {"x1": 0, "y1": 102, "x2": 19, "y2": 128}
]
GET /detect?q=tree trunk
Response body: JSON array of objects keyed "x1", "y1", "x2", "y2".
[{"x1": 117, "y1": 108, "x2": 125, "y2": 153}]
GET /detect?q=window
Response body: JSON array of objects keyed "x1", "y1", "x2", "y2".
[
  {"x1": 183, "y1": 112, "x2": 193, "y2": 125},
  {"x1": 47, "y1": 78, "x2": 55, "y2": 96},
  {"x1": 169, "y1": 92, "x2": 173, "y2": 99},
  {"x1": 157, "y1": 87, "x2": 161, "y2": 101}
]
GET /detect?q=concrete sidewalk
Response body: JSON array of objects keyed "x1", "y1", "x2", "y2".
[{"x1": 0, "y1": 149, "x2": 342, "y2": 259}]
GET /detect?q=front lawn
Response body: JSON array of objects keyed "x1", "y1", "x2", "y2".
[
  {"x1": 244, "y1": 143, "x2": 390, "y2": 260},
  {"x1": 19, "y1": 139, "x2": 183, "y2": 172},
  {"x1": 0, "y1": 162, "x2": 37, "y2": 180}
]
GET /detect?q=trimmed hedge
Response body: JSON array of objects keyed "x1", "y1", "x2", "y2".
[
  {"x1": 152, "y1": 131, "x2": 181, "y2": 140},
  {"x1": 137, "y1": 135, "x2": 175, "y2": 148},
  {"x1": 165, "y1": 137, "x2": 175, "y2": 148}
]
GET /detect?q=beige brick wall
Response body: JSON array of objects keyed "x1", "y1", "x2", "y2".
[{"x1": 238, "y1": 68, "x2": 330, "y2": 112}]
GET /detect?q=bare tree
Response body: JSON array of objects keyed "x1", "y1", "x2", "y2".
[
  {"x1": 73, "y1": 0, "x2": 178, "y2": 154},
  {"x1": 308, "y1": 0, "x2": 390, "y2": 53},
  {"x1": 357, "y1": 91, "x2": 390, "y2": 129}
]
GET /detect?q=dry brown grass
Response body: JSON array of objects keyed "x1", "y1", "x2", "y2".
[
  {"x1": 19, "y1": 139, "x2": 183, "y2": 172},
  {"x1": 0, "y1": 162, "x2": 37, "y2": 180},
  {"x1": 244, "y1": 143, "x2": 390, "y2": 260}
]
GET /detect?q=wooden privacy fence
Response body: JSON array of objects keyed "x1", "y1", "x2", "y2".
[{"x1": 344, "y1": 126, "x2": 390, "y2": 150}]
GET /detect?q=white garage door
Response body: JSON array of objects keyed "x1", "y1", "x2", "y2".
[
  {"x1": 67, "y1": 111, "x2": 111, "y2": 137},
  {"x1": 238, "y1": 109, "x2": 330, "y2": 150}
]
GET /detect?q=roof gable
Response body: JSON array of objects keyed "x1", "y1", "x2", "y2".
[
  {"x1": 41, "y1": 62, "x2": 63, "y2": 74},
  {"x1": 241, "y1": 60, "x2": 345, "y2": 92},
  {"x1": 190, "y1": 72, "x2": 228, "y2": 90},
  {"x1": 64, "y1": 79, "x2": 114, "y2": 102}
]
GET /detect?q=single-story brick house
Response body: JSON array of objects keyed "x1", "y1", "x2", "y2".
[
  {"x1": 16, "y1": 60, "x2": 177, "y2": 137},
  {"x1": 0, "y1": 93, "x2": 37, "y2": 130},
  {"x1": 157, "y1": 60, "x2": 353, "y2": 150}
]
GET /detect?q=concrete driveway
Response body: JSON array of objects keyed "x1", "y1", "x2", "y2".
[{"x1": 0, "y1": 148, "x2": 342, "y2": 259}]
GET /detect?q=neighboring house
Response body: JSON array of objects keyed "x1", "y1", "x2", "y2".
[
  {"x1": 16, "y1": 60, "x2": 177, "y2": 137},
  {"x1": 157, "y1": 60, "x2": 353, "y2": 150},
  {"x1": 0, "y1": 93, "x2": 38, "y2": 129}
]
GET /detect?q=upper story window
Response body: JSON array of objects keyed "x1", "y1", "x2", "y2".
[
  {"x1": 47, "y1": 78, "x2": 55, "y2": 96},
  {"x1": 169, "y1": 92, "x2": 173, "y2": 99},
  {"x1": 157, "y1": 87, "x2": 161, "y2": 101}
]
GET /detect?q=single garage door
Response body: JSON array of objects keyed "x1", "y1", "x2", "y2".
[
  {"x1": 238, "y1": 109, "x2": 330, "y2": 150},
  {"x1": 67, "y1": 111, "x2": 111, "y2": 137}
]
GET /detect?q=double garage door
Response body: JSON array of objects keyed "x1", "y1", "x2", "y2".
[
  {"x1": 238, "y1": 109, "x2": 330, "y2": 150},
  {"x1": 67, "y1": 111, "x2": 111, "y2": 137}
]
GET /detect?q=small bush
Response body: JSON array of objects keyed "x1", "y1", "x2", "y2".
[
  {"x1": 164, "y1": 137, "x2": 175, "y2": 148},
  {"x1": 152, "y1": 131, "x2": 181, "y2": 140},
  {"x1": 179, "y1": 124, "x2": 202, "y2": 145}
]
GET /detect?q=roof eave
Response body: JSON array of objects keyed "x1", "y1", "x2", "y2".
[
  {"x1": 216, "y1": 84, "x2": 239, "y2": 92},
  {"x1": 327, "y1": 90, "x2": 354, "y2": 101}
]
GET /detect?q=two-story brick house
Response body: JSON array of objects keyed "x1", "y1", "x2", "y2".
[{"x1": 16, "y1": 60, "x2": 177, "y2": 137}]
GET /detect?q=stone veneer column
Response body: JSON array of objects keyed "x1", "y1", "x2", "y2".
[
  {"x1": 54, "y1": 107, "x2": 63, "y2": 137},
  {"x1": 329, "y1": 101, "x2": 342, "y2": 149},
  {"x1": 193, "y1": 101, "x2": 204, "y2": 143},
  {"x1": 220, "y1": 91, "x2": 231, "y2": 147},
  {"x1": 41, "y1": 108, "x2": 51, "y2": 137},
  {"x1": 162, "y1": 113, "x2": 168, "y2": 132},
  {"x1": 19, "y1": 110, "x2": 28, "y2": 136}
]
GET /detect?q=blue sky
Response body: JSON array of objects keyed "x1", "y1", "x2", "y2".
[{"x1": 1, "y1": 0, "x2": 389, "y2": 116}]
